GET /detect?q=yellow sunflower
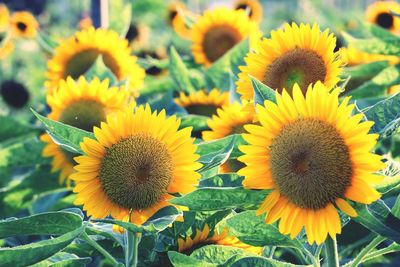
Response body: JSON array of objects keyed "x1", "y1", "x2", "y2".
[
  {"x1": 366, "y1": 1, "x2": 400, "y2": 33},
  {"x1": 233, "y1": 0, "x2": 263, "y2": 23},
  {"x1": 168, "y1": 2, "x2": 192, "y2": 39},
  {"x1": 0, "y1": 4, "x2": 9, "y2": 31},
  {"x1": 41, "y1": 77, "x2": 129, "y2": 185},
  {"x1": 178, "y1": 224, "x2": 263, "y2": 255},
  {"x1": 10, "y1": 11, "x2": 38, "y2": 38},
  {"x1": 388, "y1": 84, "x2": 400, "y2": 94},
  {"x1": 238, "y1": 82, "x2": 385, "y2": 245},
  {"x1": 0, "y1": 37, "x2": 13, "y2": 59},
  {"x1": 125, "y1": 22, "x2": 149, "y2": 50},
  {"x1": 70, "y1": 104, "x2": 202, "y2": 223},
  {"x1": 45, "y1": 27, "x2": 145, "y2": 93},
  {"x1": 191, "y1": 7, "x2": 260, "y2": 67},
  {"x1": 175, "y1": 89, "x2": 230, "y2": 117},
  {"x1": 237, "y1": 23, "x2": 342, "y2": 101},
  {"x1": 78, "y1": 16, "x2": 92, "y2": 30},
  {"x1": 340, "y1": 45, "x2": 399, "y2": 66}
]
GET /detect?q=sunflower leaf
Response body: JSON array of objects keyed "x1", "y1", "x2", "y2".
[
  {"x1": 169, "y1": 46, "x2": 195, "y2": 93},
  {"x1": 179, "y1": 114, "x2": 210, "y2": 132},
  {"x1": 342, "y1": 61, "x2": 390, "y2": 80},
  {"x1": 168, "y1": 251, "x2": 216, "y2": 267},
  {"x1": 342, "y1": 32, "x2": 400, "y2": 56},
  {"x1": 31, "y1": 109, "x2": 94, "y2": 154},
  {"x1": 251, "y1": 76, "x2": 276, "y2": 106},
  {"x1": 0, "y1": 115, "x2": 40, "y2": 144},
  {"x1": 190, "y1": 245, "x2": 256, "y2": 266},
  {"x1": 83, "y1": 55, "x2": 118, "y2": 85},
  {"x1": 226, "y1": 256, "x2": 306, "y2": 267},
  {"x1": 197, "y1": 135, "x2": 236, "y2": 172}
]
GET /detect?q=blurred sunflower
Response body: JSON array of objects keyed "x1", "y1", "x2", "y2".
[
  {"x1": 45, "y1": 27, "x2": 145, "y2": 93},
  {"x1": 175, "y1": 89, "x2": 229, "y2": 117},
  {"x1": 191, "y1": 7, "x2": 260, "y2": 66},
  {"x1": 168, "y1": 1, "x2": 192, "y2": 39},
  {"x1": 0, "y1": 35, "x2": 13, "y2": 59},
  {"x1": 10, "y1": 11, "x2": 38, "y2": 38},
  {"x1": 41, "y1": 77, "x2": 129, "y2": 185},
  {"x1": 70, "y1": 104, "x2": 202, "y2": 222},
  {"x1": 137, "y1": 48, "x2": 167, "y2": 76},
  {"x1": 238, "y1": 82, "x2": 384, "y2": 245},
  {"x1": 178, "y1": 224, "x2": 263, "y2": 254},
  {"x1": 388, "y1": 85, "x2": 400, "y2": 94},
  {"x1": 233, "y1": 0, "x2": 263, "y2": 23},
  {"x1": 78, "y1": 16, "x2": 92, "y2": 30},
  {"x1": 366, "y1": 1, "x2": 400, "y2": 33},
  {"x1": 340, "y1": 45, "x2": 399, "y2": 66},
  {"x1": 0, "y1": 4, "x2": 9, "y2": 30},
  {"x1": 202, "y1": 101, "x2": 255, "y2": 173},
  {"x1": 0, "y1": 79, "x2": 29, "y2": 109},
  {"x1": 237, "y1": 23, "x2": 342, "y2": 101},
  {"x1": 125, "y1": 22, "x2": 149, "y2": 49}
]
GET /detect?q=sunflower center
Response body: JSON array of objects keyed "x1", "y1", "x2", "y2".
[
  {"x1": 169, "y1": 10, "x2": 178, "y2": 22},
  {"x1": 17, "y1": 22, "x2": 27, "y2": 31},
  {"x1": 231, "y1": 124, "x2": 247, "y2": 134},
  {"x1": 185, "y1": 104, "x2": 218, "y2": 117},
  {"x1": 376, "y1": 12, "x2": 394, "y2": 29},
  {"x1": 126, "y1": 23, "x2": 139, "y2": 42},
  {"x1": 64, "y1": 49, "x2": 119, "y2": 79},
  {"x1": 59, "y1": 100, "x2": 106, "y2": 132},
  {"x1": 263, "y1": 48, "x2": 327, "y2": 94},
  {"x1": 202, "y1": 26, "x2": 242, "y2": 63},
  {"x1": 269, "y1": 119, "x2": 353, "y2": 210},
  {"x1": 334, "y1": 35, "x2": 344, "y2": 52},
  {"x1": 236, "y1": 4, "x2": 253, "y2": 17},
  {"x1": 99, "y1": 134, "x2": 173, "y2": 210},
  {"x1": 0, "y1": 80, "x2": 29, "y2": 109}
]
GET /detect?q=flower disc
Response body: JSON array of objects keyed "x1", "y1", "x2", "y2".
[{"x1": 365, "y1": 1, "x2": 400, "y2": 32}]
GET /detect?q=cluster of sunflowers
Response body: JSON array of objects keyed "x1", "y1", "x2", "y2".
[{"x1": 0, "y1": 0, "x2": 400, "y2": 266}]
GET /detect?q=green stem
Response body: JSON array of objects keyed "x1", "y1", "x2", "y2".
[
  {"x1": 362, "y1": 243, "x2": 400, "y2": 263},
  {"x1": 349, "y1": 236, "x2": 386, "y2": 267},
  {"x1": 132, "y1": 233, "x2": 141, "y2": 267},
  {"x1": 325, "y1": 236, "x2": 339, "y2": 267},
  {"x1": 267, "y1": 246, "x2": 276, "y2": 258},
  {"x1": 82, "y1": 232, "x2": 119, "y2": 266},
  {"x1": 302, "y1": 247, "x2": 320, "y2": 267}
]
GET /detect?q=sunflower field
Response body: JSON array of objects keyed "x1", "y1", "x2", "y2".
[{"x1": 0, "y1": 0, "x2": 400, "y2": 266}]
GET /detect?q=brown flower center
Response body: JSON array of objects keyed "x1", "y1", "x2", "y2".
[
  {"x1": 185, "y1": 104, "x2": 219, "y2": 117},
  {"x1": 269, "y1": 119, "x2": 353, "y2": 210},
  {"x1": 17, "y1": 22, "x2": 27, "y2": 31},
  {"x1": 376, "y1": 12, "x2": 394, "y2": 29}
]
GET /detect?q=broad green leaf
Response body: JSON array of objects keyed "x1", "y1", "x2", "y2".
[
  {"x1": 180, "y1": 115, "x2": 210, "y2": 132},
  {"x1": 191, "y1": 245, "x2": 256, "y2": 265},
  {"x1": 206, "y1": 40, "x2": 249, "y2": 91},
  {"x1": 365, "y1": 23, "x2": 400, "y2": 39},
  {"x1": 36, "y1": 30, "x2": 58, "y2": 54},
  {"x1": 197, "y1": 134, "x2": 246, "y2": 160},
  {"x1": 362, "y1": 93, "x2": 400, "y2": 137},
  {"x1": 227, "y1": 256, "x2": 305, "y2": 267},
  {"x1": 0, "y1": 115, "x2": 39, "y2": 144},
  {"x1": 0, "y1": 211, "x2": 82, "y2": 238},
  {"x1": 168, "y1": 251, "x2": 216, "y2": 267},
  {"x1": 392, "y1": 194, "x2": 400, "y2": 218},
  {"x1": 32, "y1": 252, "x2": 91, "y2": 267},
  {"x1": 141, "y1": 76, "x2": 176, "y2": 95},
  {"x1": 170, "y1": 188, "x2": 269, "y2": 211},
  {"x1": 198, "y1": 135, "x2": 236, "y2": 172},
  {"x1": 32, "y1": 109, "x2": 94, "y2": 154},
  {"x1": 109, "y1": 2, "x2": 132, "y2": 37},
  {"x1": 353, "y1": 200, "x2": 400, "y2": 243},
  {"x1": 169, "y1": 46, "x2": 195, "y2": 93},
  {"x1": 226, "y1": 211, "x2": 303, "y2": 249},
  {"x1": 0, "y1": 224, "x2": 86, "y2": 266},
  {"x1": 342, "y1": 61, "x2": 390, "y2": 79},
  {"x1": 83, "y1": 56, "x2": 118, "y2": 85},
  {"x1": 343, "y1": 33, "x2": 400, "y2": 56},
  {"x1": 30, "y1": 189, "x2": 72, "y2": 214},
  {"x1": 375, "y1": 175, "x2": 400, "y2": 194},
  {"x1": 199, "y1": 173, "x2": 244, "y2": 188},
  {"x1": 251, "y1": 76, "x2": 276, "y2": 106}
]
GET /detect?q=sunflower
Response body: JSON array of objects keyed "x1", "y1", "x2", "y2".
[
  {"x1": 10, "y1": 11, "x2": 38, "y2": 38},
  {"x1": 0, "y1": 4, "x2": 9, "y2": 31},
  {"x1": 340, "y1": 45, "x2": 399, "y2": 66},
  {"x1": 202, "y1": 101, "x2": 255, "y2": 173},
  {"x1": 366, "y1": 1, "x2": 400, "y2": 33},
  {"x1": 191, "y1": 7, "x2": 260, "y2": 66},
  {"x1": 0, "y1": 79, "x2": 29, "y2": 109},
  {"x1": 125, "y1": 22, "x2": 149, "y2": 49},
  {"x1": 0, "y1": 37, "x2": 13, "y2": 59},
  {"x1": 41, "y1": 77, "x2": 129, "y2": 185},
  {"x1": 168, "y1": 2, "x2": 192, "y2": 39},
  {"x1": 45, "y1": 27, "x2": 145, "y2": 93},
  {"x1": 78, "y1": 16, "x2": 92, "y2": 30},
  {"x1": 70, "y1": 104, "x2": 202, "y2": 223},
  {"x1": 237, "y1": 23, "x2": 342, "y2": 101},
  {"x1": 178, "y1": 224, "x2": 263, "y2": 255},
  {"x1": 238, "y1": 82, "x2": 384, "y2": 245},
  {"x1": 233, "y1": 0, "x2": 263, "y2": 23},
  {"x1": 175, "y1": 89, "x2": 230, "y2": 117},
  {"x1": 388, "y1": 84, "x2": 400, "y2": 94}
]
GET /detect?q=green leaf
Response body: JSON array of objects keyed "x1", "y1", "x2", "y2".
[
  {"x1": 0, "y1": 224, "x2": 86, "y2": 266},
  {"x1": 365, "y1": 23, "x2": 400, "y2": 39},
  {"x1": 199, "y1": 173, "x2": 244, "y2": 188},
  {"x1": 180, "y1": 115, "x2": 210, "y2": 132},
  {"x1": 0, "y1": 115, "x2": 39, "y2": 144},
  {"x1": 353, "y1": 200, "x2": 400, "y2": 243},
  {"x1": 392, "y1": 194, "x2": 400, "y2": 218},
  {"x1": 198, "y1": 135, "x2": 236, "y2": 172},
  {"x1": 343, "y1": 33, "x2": 400, "y2": 56},
  {"x1": 109, "y1": 2, "x2": 132, "y2": 37},
  {"x1": 168, "y1": 251, "x2": 216, "y2": 267},
  {"x1": 83, "y1": 56, "x2": 118, "y2": 85},
  {"x1": 191, "y1": 245, "x2": 256, "y2": 265},
  {"x1": 36, "y1": 30, "x2": 58, "y2": 54},
  {"x1": 206, "y1": 40, "x2": 249, "y2": 91},
  {"x1": 141, "y1": 76, "x2": 176, "y2": 95},
  {"x1": 197, "y1": 134, "x2": 246, "y2": 160},
  {"x1": 227, "y1": 256, "x2": 305, "y2": 267},
  {"x1": 362, "y1": 93, "x2": 400, "y2": 137},
  {"x1": 251, "y1": 76, "x2": 276, "y2": 106},
  {"x1": 226, "y1": 211, "x2": 303, "y2": 249},
  {"x1": 32, "y1": 252, "x2": 91, "y2": 267},
  {"x1": 32, "y1": 109, "x2": 94, "y2": 154},
  {"x1": 375, "y1": 175, "x2": 400, "y2": 194},
  {"x1": 169, "y1": 46, "x2": 195, "y2": 93},
  {"x1": 170, "y1": 188, "x2": 269, "y2": 211},
  {"x1": 0, "y1": 211, "x2": 82, "y2": 238},
  {"x1": 342, "y1": 61, "x2": 390, "y2": 79}
]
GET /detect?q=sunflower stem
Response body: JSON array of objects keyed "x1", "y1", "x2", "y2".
[
  {"x1": 125, "y1": 230, "x2": 142, "y2": 267},
  {"x1": 82, "y1": 232, "x2": 119, "y2": 266},
  {"x1": 325, "y1": 236, "x2": 339, "y2": 267},
  {"x1": 349, "y1": 235, "x2": 385, "y2": 267}
]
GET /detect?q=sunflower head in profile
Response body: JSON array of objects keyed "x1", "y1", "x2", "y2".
[
  {"x1": 70, "y1": 104, "x2": 202, "y2": 222},
  {"x1": 178, "y1": 224, "x2": 263, "y2": 255},
  {"x1": 0, "y1": 4, "x2": 10, "y2": 31},
  {"x1": 45, "y1": 27, "x2": 145, "y2": 94},
  {"x1": 191, "y1": 7, "x2": 260, "y2": 67},
  {"x1": 125, "y1": 22, "x2": 149, "y2": 49},
  {"x1": 237, "y1": 23, "x2": 342, "y2": 101},
  {"x1": 175, "y1": 89, "x2": 230, "y2": 117},
  {"x1": 41, "y1": 77, "x2": 129, "y2": 185},
  {"x1": 168, "y1": 1, "x2": 192, "y2": 39},
  {"x1": 238, "y1": 82, "x2": 385, "y2": 245},
  {"x1": 366, "y1": 1, "x2": 400, "y2": 33},
  {"x1": 233, "y1": 0, "x2": 263, "y2": 23},
  {"x1": 0, "y1": 79, "x2": 29, "y2": 109},
  {"x1": 202, "y1": 100, "x2": 255, "y2": 173},
  {"x1": 340, "y1": 45, "x2": 399, "y2": 66},
  {"x1": 10, "y1": 11, "x2": 38, "y2": 38}
]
